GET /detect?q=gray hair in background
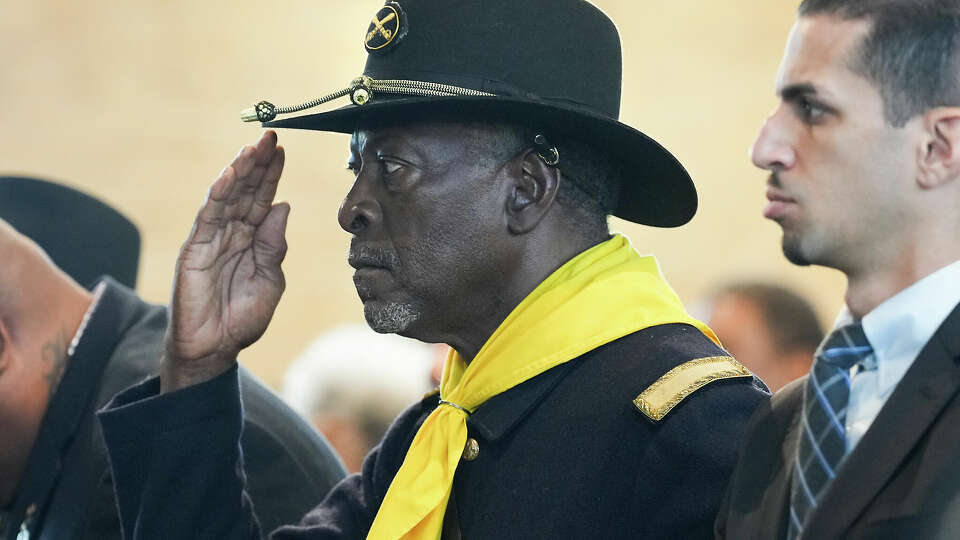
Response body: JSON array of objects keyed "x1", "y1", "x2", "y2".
[{"x1": 282, "y1": 325, "x2": 437, "y2": 448}]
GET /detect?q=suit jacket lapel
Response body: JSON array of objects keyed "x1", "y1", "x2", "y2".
[
  {"x1": 804, "y1": 302, "x2": 960, "y2": 538},
  {"x1": 724, "y1": 378, "x2": 803, "y2": 538},
  {"x1": 773, "y1": 401, "x2": 803, "y2": 535},
  {"x1": 757, "y1": 382, "x2": 803, "y2": 538}
]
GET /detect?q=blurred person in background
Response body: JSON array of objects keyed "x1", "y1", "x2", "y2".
[
  {"x1": 282, "y1": 325, "x2": 436, "y2": 473},
  {"x1": 0, "y1": 177, "x2": 345, "y2": 539},
  {"x1": 705, "y1": 282, "x2": 822, "y2": 392}
]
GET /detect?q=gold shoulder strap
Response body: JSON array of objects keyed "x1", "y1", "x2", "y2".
[{"x1": 634, "y1": 356, "x2": 753, "y2": 422}]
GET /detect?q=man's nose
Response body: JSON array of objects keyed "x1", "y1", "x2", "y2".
[
  {"x1": 337, "y1": 174, "x2": 383, "y2": 234},
  {"x1": 750, "y1": 112, "x2": 796, "y2": 172}
]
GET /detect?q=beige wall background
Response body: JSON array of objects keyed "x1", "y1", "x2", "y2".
[{"x1": 1, "y1": 1, "x2": 846, "y2": 388}]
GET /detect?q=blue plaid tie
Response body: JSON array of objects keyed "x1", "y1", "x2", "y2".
[{"x1": 788, "y1": 322, "x2": 873, "y2": 539}]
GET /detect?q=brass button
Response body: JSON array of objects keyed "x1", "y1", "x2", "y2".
[{"x1": 462, "y1": 438, "x2": 480, "y2": 461}]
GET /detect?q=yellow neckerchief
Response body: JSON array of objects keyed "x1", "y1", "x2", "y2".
[{"x1": 366, "y1": 234, "x2": 719, "y2": 539}]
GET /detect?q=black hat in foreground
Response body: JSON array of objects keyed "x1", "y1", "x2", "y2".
[
  {"x1": 0, "y1": 176, "x2": 140, "y2": 289},
  {"x1": 242, "y1": 0, "x2": 696, "y2": 227}
]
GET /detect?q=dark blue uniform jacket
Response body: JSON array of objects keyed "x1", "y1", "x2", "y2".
[{"x1": 99, "y1": 323, "x2": 768, "y2": 539}]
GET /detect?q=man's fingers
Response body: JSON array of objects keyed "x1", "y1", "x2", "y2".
[
  {"x1": 234, "y1": 132, "x2": 278, "y2": 183},
  {"x1": 253, "y1": 131, "x2": 279, "y2": 165},
  {"x1": 226, "y1": 143, "x2": 256, "y2": 180},
  {"x1": 253, "y1": 202, "x2": 290, "y2": 270},
  {"x1": 248, "y1": 146, "x2": 286, "y2": 225},
  {"x1": 188, "y1": 132, "x2": 282, "y2": 247},
  {"x1": 191, "y1": 166, "x2": 236, "y2": 244},
  {"x1": 228, "y1": 132, "x2": 279, "y2": 221}
]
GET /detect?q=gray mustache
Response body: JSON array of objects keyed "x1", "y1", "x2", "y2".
[{"x1": 348, "y1": 243, "x2": 401, "y2": 270}]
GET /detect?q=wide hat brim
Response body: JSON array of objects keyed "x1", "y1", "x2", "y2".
[
  {"x1": 0, "y1": 176, "x2": 141, "y2": 289},
  {"x1": 264, "y1": 94, "x2": 696, "y2": 228}
]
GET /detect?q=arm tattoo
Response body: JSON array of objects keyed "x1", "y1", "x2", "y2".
[{"x1": 42, "y1": 328, "x2": 70, "y2": 397}]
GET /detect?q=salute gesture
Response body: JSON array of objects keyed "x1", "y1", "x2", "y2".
[{"x1": 161, "y1": 131, "x2": 288, "y2": 393}]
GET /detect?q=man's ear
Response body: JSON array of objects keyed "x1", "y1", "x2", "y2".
[
  {"x1": 917, "y1": 107, "x2": 960, "y2": 189},
  {"x1": 505, "y1": 149, "x2": 560, "y2": 234}
]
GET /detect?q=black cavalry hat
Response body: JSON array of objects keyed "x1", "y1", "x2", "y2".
[
  {"x1": 243, "y1": 0, "x2": 696, "y2": 227},
  {"x1": 0, "y1": 176, "x2": 141, "y2": 289}
]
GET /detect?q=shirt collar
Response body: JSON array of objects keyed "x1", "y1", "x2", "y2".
[{"x1": 834, "y1": 258, "x2": 960, "y2": 391}]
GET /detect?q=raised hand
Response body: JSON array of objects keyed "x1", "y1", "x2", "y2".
[{"x1": 161, "y1": 131, "x2": 289, "y2": 393}]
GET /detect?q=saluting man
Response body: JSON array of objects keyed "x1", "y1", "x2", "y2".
[{"x1": 98, "y1": 1, "x2": 768, "y2": 538}]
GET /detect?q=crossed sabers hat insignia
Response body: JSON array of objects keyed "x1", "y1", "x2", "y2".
[{"x1": 366, "y1": 11, "x2": 396, "y2": 43}]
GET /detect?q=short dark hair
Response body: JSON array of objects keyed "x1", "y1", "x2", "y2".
[
  {"x1": 482, "y1": 122, "x2": 619, "y2": 237},
  {"x1": 799, "y1": 0, "x2": 960, "y2": 127},
  {"x1": 714, "y1": 282, "x2": 824, "y2": 354}
]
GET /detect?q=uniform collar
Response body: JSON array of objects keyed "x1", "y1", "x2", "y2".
[{"x1": 466, "y1": 356, "x2": 581, "y2": 442}]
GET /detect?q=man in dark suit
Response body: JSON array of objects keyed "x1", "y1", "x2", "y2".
[
  {"x1": 716, "y1": 1, "x2": 960, "y2": 538},
  {"x1": 0, "y1": 177, "x2": 346, "y2": 539},
  {"x1": 92, "y1": 0, "x2": 769, "y2": 538}
]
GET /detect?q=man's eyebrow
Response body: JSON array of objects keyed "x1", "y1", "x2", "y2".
[
  {"x1": 779, "y1": 83, "x2": 817, "y2": 101},
  {"x1": 350, "y1": 131, "x2": 391, "y2": 154},
  {"x1": 349, "y1": 132, "x2": 363, "y2": 152}
]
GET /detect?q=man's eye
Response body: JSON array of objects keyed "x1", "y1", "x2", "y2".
[
  {"x1": 796, "y1": 98, "x2": 826, "y2": 123},
  {"x1": 381, "y1": 159, "x2": 403, "y2": 175}
]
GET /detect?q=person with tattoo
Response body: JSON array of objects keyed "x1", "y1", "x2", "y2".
[{"x1": 0, "y1": 176, "x2": 347, "y2": 539}]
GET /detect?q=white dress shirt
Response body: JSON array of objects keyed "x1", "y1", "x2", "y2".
[{"x1": 834, "y1": 258, "x2": 960, "y2": 453}]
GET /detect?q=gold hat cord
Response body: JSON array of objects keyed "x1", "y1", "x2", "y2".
[{"x1": 241, "y1": 75, "x2": 495, "y2": 122}]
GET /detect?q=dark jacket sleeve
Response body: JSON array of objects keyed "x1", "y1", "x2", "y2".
[
  {"x1": 633, "y1": 377, "x2": 769, "y2": 539},
  {"x1": 98, "y1": 365, "x2": 434, "y2": 540},
  {"x1": 98, "y1": 366, "x2": 261, "y2": 540}
]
